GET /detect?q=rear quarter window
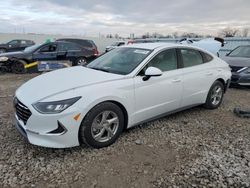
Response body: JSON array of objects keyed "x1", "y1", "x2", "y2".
[
  {"x1": 200, "y1": 51, "x2": 213, "y2": 63},
  {"x1": 180, "y1": 49, "x2": 203, "y2": 68}
]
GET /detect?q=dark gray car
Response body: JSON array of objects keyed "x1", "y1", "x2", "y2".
[
  {"x1": 0, "y1": 39, "x2": 35, "y2": 53},
  {"x1": 222, "y1": 45, "x2": 250, "y2": 86}
]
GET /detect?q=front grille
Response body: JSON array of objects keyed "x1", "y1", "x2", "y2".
[
  {"x1": 230, "y1": 66, "x2": 243, "y2": 72},
  {"x1": 14, "y1": 99, "x2": 32, "y2": 125}
]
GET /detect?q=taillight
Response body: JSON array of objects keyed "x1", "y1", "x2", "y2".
[
  {"x1": 127, "y1": 40, "x2": 134, "y2": 45},
  {"x1": 93, "y1": 48, "x2": 99, "y2": 56}
]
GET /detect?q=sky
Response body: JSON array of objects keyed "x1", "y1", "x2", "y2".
[{"x1": 0, "y1": 0, "x2": 249, "y2": 37}]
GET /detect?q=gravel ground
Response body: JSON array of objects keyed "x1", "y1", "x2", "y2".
[{"x1": 0, "y1": 73, "x2": 250, "y2": 188}]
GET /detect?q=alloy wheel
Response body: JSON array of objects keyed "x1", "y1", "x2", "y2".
[
  {"x1": 91, "y1": 111, "x2": 119, "y2": 143},
  {"x1": 77, "y1": 58, "x2": 87, "y2": 66},
  {"x1": 211, "y1": 85, "x2": 223, "y2": 106}
]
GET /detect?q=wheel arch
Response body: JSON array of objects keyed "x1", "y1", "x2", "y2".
[
  {"x1": 80, "y1": 99, "x2": 129, "y2": 131},
  {"x1": 215, "y1": 78, "x2": 228, "y2": 93}
]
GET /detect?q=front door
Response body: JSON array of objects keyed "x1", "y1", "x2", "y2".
[
  {"x1": 133, "y1": 48, "x2": 183, "y2": 124},
  {"x1": 33, "y1": 43, "x2": 58, "y2": 62}
]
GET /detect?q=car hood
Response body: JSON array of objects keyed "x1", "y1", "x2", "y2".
[
  {"x1": 0, "y1": 51, "x2": 27, "y2": 58},
  {"x1": 16, "y1": 66, "x2": 124, "y2": 104},
  {"x1": 0, "y1": 43, "x2": 7, "y2": 48},
  {"x1": 222, "y1": 56, "x2": 250, "y2": 67}
]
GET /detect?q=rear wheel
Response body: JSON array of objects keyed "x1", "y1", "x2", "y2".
[
  {"x1": 204, "y1": 81, "x2": 224, "y2": 109},
  {"x1": 74, "y1": 57, "x2": 87, "y2": 66},
  {"x1": 11, "y1": 60, "x2": 27, "y2": 74},
  {"x1": 79, "y1": 102, "x2": 124, "y2": 148}
]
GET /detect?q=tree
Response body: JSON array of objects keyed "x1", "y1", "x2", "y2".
[
  {"x1": 220, "y1": 27, "x2": 238, "y2": 37},
  {"x1": 241, "y1": 28, "x2": 249, "y2": 37}
]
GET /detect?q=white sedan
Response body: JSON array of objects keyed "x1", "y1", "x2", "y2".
[{"x1": 14, "y1": 43, "x2": 231, "y2": 148}]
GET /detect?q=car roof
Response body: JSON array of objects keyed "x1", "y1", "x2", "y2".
[{"x1": 124, "y1": 42, "x2": 184, "y2": 50}]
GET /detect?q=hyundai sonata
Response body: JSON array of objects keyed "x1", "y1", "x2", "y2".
[{"x1": 14, "y1": 43, "x2": 231, "y2": 148}]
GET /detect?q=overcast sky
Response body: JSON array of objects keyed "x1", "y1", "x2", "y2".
[{"x1": 0, "y1": 0, "x2": 249, "y2": 37}]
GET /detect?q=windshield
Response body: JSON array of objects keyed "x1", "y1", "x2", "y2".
[
  {"x1": 87, "y1": 47, "x2": 152, "y2": 75},
  {"x1": 24, "y1": 44, "x2": 41, "y2": 53},
  {"x1": 229, "y1": 46, "x2": 250, "y2": 58}
]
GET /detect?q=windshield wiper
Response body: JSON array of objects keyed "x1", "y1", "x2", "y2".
[{"x1": 89, "y1": 67, "x2": 110, "y2": 73}]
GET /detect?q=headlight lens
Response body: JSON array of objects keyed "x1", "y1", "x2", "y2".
[
  {"x1": 0, "y1": 56, "x2": 8, "y2": 62},
  {"x1": 239, "y1": 67, "x2": 250, "y2": 74},
  {"x1": 245, "y1": 68, "x2": 250, "y2": 74},
  {"x1": 33, "y1": 97, "x2": 81, "y2": 114}
]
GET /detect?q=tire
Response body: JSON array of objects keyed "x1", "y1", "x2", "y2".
[
  {"x1": 11, "y1": 60, "x2": 27, "y2": 74},
  {"x1": 74, "y1": 57, "x2": 87, "y2": 66},
  {"x1": 204, "y1": 81, "x2": 224, "y2": 109},
  {"x1": 0, "y1": 48, "x2": 6, "y2": 54},
  {"x1": 79, "y1": 102, "x2": 125, "y2": 148}
]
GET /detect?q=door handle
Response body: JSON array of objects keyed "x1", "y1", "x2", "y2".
[
  {"x1": 171, "y1": 79, "x2": 181, "y2": 83},
  {"x1": 205, "y1": 72, "x2": 213, "y2": 76},
  {"x1": 217, "y1": 69, "x2": 223, "y2": 72}
]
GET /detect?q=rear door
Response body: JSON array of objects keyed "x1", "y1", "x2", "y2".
[
  {"x1": 57, "y1": 42, "x2": 83, "y2": 63},
  {"x1": 178, "y1": 48, "x2": 216, "y2": 107},
  {"x1": 133, "y1": 48, "x2": 183, "y2": 124}
]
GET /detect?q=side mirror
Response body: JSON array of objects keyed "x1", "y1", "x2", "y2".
[
  {"x1": 225, "y1": 52, "x2": 230, "y2": 56},
  {"x1": 143, "y1": 67, "x2": 162, "y2": 81}
]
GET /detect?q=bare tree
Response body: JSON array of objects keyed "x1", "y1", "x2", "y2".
[
  {"x1": 220, "y1": 27, "x2": 238, "y2": 37},
  {"x1": 241, "y1": 28, "x2": 249, "y2": 37}
]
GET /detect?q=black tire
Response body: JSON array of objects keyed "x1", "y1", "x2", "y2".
[
  {"x1": 0, "y1": 48, "x2": 6, "y2": 54},
  {"x1": 204, "y1": 81, "x2": 224, "y2": 109},
  {"x1": 11, "y1": 60, "x2": 27, "y2": 74},
  {"x1": 74, "y1": 57, "x2": 87, "y2": 66},
  {"x1": 79, "y1": 102, "x2": 125, "y2": 148}
]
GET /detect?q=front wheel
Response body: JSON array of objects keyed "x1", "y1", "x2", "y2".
[
  {"x1": 79, "y1": 102, "x2": 125, "y2": 148},
  {"x1": 204, "y1": 81, "x2": 224, "y2": 109},
  {"x1": 11, "y1": 60, "x2": 27, "y2": 74}
]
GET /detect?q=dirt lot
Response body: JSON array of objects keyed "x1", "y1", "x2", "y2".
[{"x1": 0, "y1": 73, "x2": 250, "y2": 188}]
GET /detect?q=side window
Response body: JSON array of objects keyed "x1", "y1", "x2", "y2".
[
  {"x1": 201, "y1": 51, "x2": 213, "y2": 62},
  {"x1": 39, "y1": 44, "x2": 57, "y2": 52},
  {"x1": 67, "y1": 43, "x2": 81, "y2": 51},
  {"x1": 21, "y1": 40, "x2": 27, "y2": 45},
  {"x1": 58, "y1": 43, "x2": 81, "y2": 51},
  {"x1": 8, "y1": 40, "x2": 19, "y2": 45},
  {"x1": 146, "y1": 49, "x2": 178, "y2": 72},
  {"x1": 180, "y1": 49, "x2": 203, "y2": 68}
]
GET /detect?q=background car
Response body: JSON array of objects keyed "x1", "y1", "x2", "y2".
[
  {"x1": 13, "y1": 43, "x2": 231, "y2": 149},
  {"x1": 222, "y1": 45, "x2": 250, "y2": 86},
  {"x1": 0, "y1": 39, "x2": 35, "y2": 54},
  {"x1": 0, "y1": 39, "x2": 35, "y2": 53},
  {"x1": 105, "y1": 41, "x2": 126, "y2": 52},
  {"x1": 56, "y1": 38, "x2": 99, "y2": 59},
  {"x1": 0, "y1": 41, "x2": 98, "y2": 73}
]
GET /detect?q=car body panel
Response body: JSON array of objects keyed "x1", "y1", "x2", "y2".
[{"x1": 133, "y1": 69, "x2": 183, "y2": 124}]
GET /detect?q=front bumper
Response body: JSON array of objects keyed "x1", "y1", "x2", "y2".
[
  {"x1": 231, "y1": 72, "x2": 250, "y2": 86},
  {"x1": 14, "y1": 106, "x2": 84, "y2": 148}
]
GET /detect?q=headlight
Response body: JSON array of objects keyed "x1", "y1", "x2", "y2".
[
  {"x1": 0, "y1": 56, "x2": 8, "y2": 62},
  {"x1": 239, "y1": 67, "x2": 250, "y2": 74},
  {"x1": 33, "y1": 97, "x2": 81, "y2": 114},
  {"x1": 245, "y1": 68, "x2": 250, "y2": 74}
]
